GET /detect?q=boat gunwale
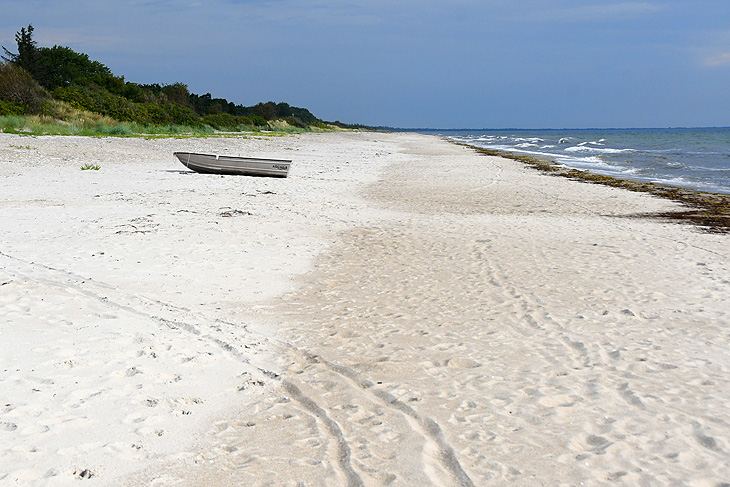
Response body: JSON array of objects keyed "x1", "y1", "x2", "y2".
[
  {"x1": 173, "y1": 151, "x2": 291, "y2": 177},
  {"x1": 173, "y1": 151, "x2": 292, "y2": 164}
]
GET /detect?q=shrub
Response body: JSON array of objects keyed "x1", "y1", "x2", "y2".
[
  {"x1": 308, "y1": 119, "x2": 329, "y2": 130},
  {"x1": 51, "y1": 83, "x2": 201, "y2": 126},
  {"x1": 0, "y1": 61, "x2": 48, "y2": 113},
  {"x1": 284, "y1": 116, "x2": 306, "y2": 128},
  {"x1": 245, "y1": 114, "x2": 268, "y2": 127},
  {"x1": 160, "y1": 82, "x2": 190, "y2": 107},
  {"x1": 0, "y1": 100, "x2": 23, "y2": 115},
  {"x1": 120, "y1": 82, "x2": 147, "y2": 103},
  {"x1": 167, "y1": 104, "x2": 199, "y2": 126},
  {"x1": 201, "y1": 112, "x2": 239, "y2": 130}
]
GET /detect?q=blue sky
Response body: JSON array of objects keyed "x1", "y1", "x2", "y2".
[{"x1": 2, "y1": 0, "x2": 729, "y2": 128}]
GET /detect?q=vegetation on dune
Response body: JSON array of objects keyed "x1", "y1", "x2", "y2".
[{"x1": 1, "y1": 24, "x2": 362, "y2": 135}]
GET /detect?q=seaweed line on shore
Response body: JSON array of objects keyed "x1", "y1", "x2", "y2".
[{"x1": 454, "y1": 141, "x2": 730, "y2": 234}]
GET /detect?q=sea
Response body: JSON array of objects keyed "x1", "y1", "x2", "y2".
[{"x1": 418, "y1": 128, "x2": 730, "y2": 195}]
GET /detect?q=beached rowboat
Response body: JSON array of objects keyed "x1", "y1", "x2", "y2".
[{"x1": 174, "y1": 152, "x2": 291, "y2": 177}]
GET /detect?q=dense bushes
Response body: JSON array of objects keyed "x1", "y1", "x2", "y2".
[
  {"x1": 0, "y1": 100, "x2": 24, "y2": 115},
  {"x1": 201, "y1": 113, "x2": 242, "y2": 129},
  {"x1": 1, "y1": 24, "x2": 345, "y2": 131},
  {"x1": 246, "y1": 101, "x2": 318, "y2": 124},
  {"x1": 53, "y1": 83, "x2": 202, "y2": 126},
  {"x1": 53, "y1": 84, "x2": 135, "y2": 120},
  {"x1": 0, "y1": 61, "x2": 48, "y2": 114}
]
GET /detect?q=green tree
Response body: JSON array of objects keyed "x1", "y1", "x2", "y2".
[
  {"x1": 2, "y1": 25, "x2": 42, "y2": 81},
  {"x1": 160, "y1": 82, "x2": 190, "y2": 107},
  {"x1": 36, "y1": 45, "x2": 113, "y2": 90},
  {"x1": 254, "y1": 101, "x2": 277, "y2": 120}
]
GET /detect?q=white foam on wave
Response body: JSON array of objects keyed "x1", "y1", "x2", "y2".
[
  {"x1": 577, "y1": 139, "x2": 607, "y2": 146},
  {"x1": 555, "y1": 155, "x2": 610, "y2": 168},
  {"x1": 459, "y1": 139, "x2": 605, "y2": 169},
  {"x1": 649, "y1": 176, "x2": 695, "y2": 187},
  {"x1": 565, "y1": 146, "x2": 636, "y2": 155},
  {"x1": 687, "y1": 165, "x2": 730, "y2": 172}
]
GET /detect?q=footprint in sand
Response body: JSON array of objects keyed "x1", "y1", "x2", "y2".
[
  {"x1": 538, "y1": 395, "x2": 578, "y2": 408},
  {"x1": 447, "y1": 358, "x2": 482, "y2": 369}
]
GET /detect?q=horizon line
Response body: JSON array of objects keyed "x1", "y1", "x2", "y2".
[{"x1": 378, "y1": 126, "x2": 730, "y2": 132}]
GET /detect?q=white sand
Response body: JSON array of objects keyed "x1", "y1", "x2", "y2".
[{"x1": 1, "y1": 132, "x2": 729, "y2": 486}]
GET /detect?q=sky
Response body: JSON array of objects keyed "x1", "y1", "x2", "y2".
[{"x1": 2, "y1": 0, "x2": 729, "y2": 128}]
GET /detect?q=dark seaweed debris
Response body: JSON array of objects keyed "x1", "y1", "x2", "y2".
[{"x1": 458, "y1": 143, "x2": 730, "y2": 234}]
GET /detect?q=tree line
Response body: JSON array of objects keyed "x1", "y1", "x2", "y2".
[{"x1": 0, "y1": 25, "x2": 348, "y2": 130}]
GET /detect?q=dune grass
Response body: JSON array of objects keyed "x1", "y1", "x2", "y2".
[
  {"x1": 0, "y1": 111, "x2": 210, "y2": 137},
  {"x1": 0, "y1": 100, "x2": 345, "y2": 138}
]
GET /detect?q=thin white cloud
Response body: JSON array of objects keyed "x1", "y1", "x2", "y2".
[
  {"x1": 524, "y1": 2, "x2": 662, "y2": 22},
  {"x1": 704, "y1": 52, "x2": 730, "y2": 68},
  {"x1": 696, "y1": 28, "x2": 730, "y2": 69}
]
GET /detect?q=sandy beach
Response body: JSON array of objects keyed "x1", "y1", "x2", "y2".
[{"x1": 1, "y1": 132, "x2": 729, "y2": 486}]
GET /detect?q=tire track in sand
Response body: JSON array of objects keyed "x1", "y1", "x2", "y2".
[
  {"x1": 0, "y1": 251, "x2": 372, "y2": 486},
  {"x1": 286, "y1": 350, "x2": 476, "y2": 487}
]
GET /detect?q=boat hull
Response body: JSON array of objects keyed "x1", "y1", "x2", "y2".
[{"x1": 174, "y1": 152, "x2": 291, "y2": 177}]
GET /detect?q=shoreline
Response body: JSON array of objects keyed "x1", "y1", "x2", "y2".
[
  {"x1": 2, "y1": 132, "x2": 730, "y2": 486},
  {"x1": 453, "y1": 142, "x2": 730, "y2": 233}
]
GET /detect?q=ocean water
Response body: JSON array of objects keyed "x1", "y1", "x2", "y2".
[{"x1": 428, "y1": 128, "x2": 730, "y2": 195}]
